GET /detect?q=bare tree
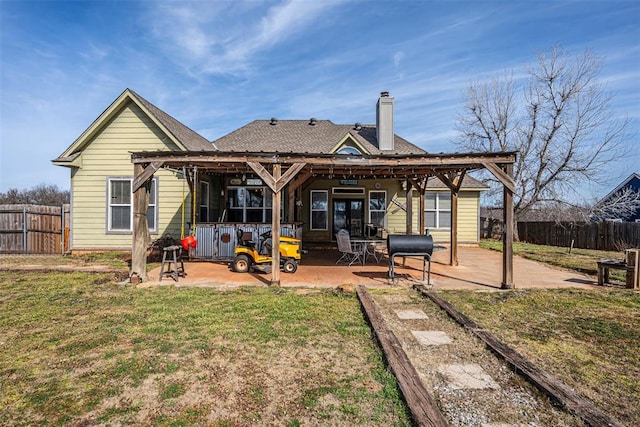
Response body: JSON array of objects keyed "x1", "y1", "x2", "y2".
[
  {"x1": 0, "y1": 183, "x2": 70, "y2": 205},
  {"x1": 456, "y1": 46, "x2": 630, "y2": 228}
]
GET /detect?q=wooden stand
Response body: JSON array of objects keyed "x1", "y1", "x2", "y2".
[
  {"x1": 159, "y1": 245, "x2": 186, "y2": 282},
  {"x1": 597, "y1": 251, "x2": 639, "y2": 289}
]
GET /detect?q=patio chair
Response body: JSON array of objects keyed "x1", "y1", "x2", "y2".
[{"x1": 336, "y1": 229, "x2": 362, "y2": 266}]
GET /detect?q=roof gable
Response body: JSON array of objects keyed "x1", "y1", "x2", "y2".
[
  {"x1": 329, "y1": 134, "x2": 371, "y2": 155},
  {"x1": 598, "y1": 173, "x2": 640, "y2": 204},
  {"x1": 54, "y1": 89, "x2": 213, "y2": 162}
]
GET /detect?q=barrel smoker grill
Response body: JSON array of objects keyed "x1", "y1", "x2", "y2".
[{"x1": 387, "y1": 234, "x2": 434, "y2": 284}]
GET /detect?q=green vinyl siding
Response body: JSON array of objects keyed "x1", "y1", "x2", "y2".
[{"x1": 70, "y1": 102, "x2": 191, "y2": 251}]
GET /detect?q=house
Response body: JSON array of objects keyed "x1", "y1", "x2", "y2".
[
  {"x1": 52, "y1": 89, "x2": 214, "y2": 252},
  {"x1": 594, "y1": 173, "x2": 640, "y2": 222},
  {"x1": 53, "y1": 89, "x2": 488, "y2": 254}
]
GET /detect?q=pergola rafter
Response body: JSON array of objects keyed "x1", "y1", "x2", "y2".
[{"x1": 130, "y1": 150, "x2": 516, "y2": 288}]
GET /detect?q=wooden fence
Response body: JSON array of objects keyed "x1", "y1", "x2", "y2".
[
  {"x1": 481, "y1": 217, "x2": 640, "y2": 251},
  {"x1": 0, "y1": 204, "x2": 70, "y2": 254}
]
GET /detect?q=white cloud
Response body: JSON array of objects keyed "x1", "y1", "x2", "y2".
[{"x1": 144, "y1": 0, "x2": 347, "y2": 77}]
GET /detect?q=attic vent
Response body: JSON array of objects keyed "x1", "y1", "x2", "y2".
[
  {"x1": 270, "y1": 118, "x2": 278, "y2": 125},
  {"x1": 354, "y1": 122, "x2": 362, "y2": 130},
  {"x1": 309, "y1": 117, "x2": 317, "y2": 126}
]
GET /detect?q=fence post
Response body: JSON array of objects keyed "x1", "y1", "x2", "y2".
[{"x1": 22, "y1": 206, "x2": 27, "y2": 254}]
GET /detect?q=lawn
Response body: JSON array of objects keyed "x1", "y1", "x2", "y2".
[
  {"x1": 438, "y1": 288, "x2": 640, "y2": 425},
  {"x1": 480, "y1": 239, "x2": 630, "y2": 283},
  {"x1": 0, "y1": 271, "x2": 411, "y2": 426}
]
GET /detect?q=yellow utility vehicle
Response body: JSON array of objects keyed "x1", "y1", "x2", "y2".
[{"x1": 232, "y1": 229, "x2": 301, "y2": 274}]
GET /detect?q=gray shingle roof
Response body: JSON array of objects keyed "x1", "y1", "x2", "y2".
[
  {"x1": 213, "y1": 120, "x2": 425, "y2": 155},
  {"x1": 425, "y1": 175, "x2": 489, "y2": 190},
  {"x1": 128, "y1": 89, "x2": 214, "y2": 152}
]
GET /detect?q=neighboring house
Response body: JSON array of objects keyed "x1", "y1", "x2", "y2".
[
  {"x1": 595, "y1": 173, "x2": 640, "y2": 222},
  {"x1": 53, "y1": 89, "x2": 487, "y2": 254}
]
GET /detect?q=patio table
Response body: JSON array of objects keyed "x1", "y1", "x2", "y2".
[{"x1": 351, "y1": 239, "x2": 386, "y2": 265}]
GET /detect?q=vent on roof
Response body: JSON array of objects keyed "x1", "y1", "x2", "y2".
[
  {"x1": 354, "y1": 122, "x2": 362, "y2": 130},
  {"x1": 270, "y1": 118, "x2": 278, "y2": 125},
  {"x1": 309, "y1": 117, "x2": 317, "y2": 126}
]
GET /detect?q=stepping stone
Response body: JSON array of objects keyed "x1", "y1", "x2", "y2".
[
  {"x1": 437, "y1": 364, "x2": 500, "y2": 390},
  {"x1": 412, "y1": 330, "x2": 452, "y2": 346},
  {"x1": 482, "y1": 424, "x2": 531, "y2": 427},
  {"x1": 395, "y1": 309, "x2": 428, "y2": 320}
]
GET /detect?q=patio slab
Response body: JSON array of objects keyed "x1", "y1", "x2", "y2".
[{"x1": 145, "y1": 245, "x2": 601, "y2": 290}]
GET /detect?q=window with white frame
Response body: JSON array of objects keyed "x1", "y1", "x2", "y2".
[
  {"x1": 368, "y1": 190, "x2": 386, "y2": 228},
  {"x1": 107, "y1": 177, "x2": 157, "y2": 233},
  {"x1": 310, "y1": 190, "x2": 328, "y2": 230},
  {"x1": 199, "y1": 181, "x2": 209, "y2": 222},
  {"x1": 227, "y1": 186, "x2": 273, "y2": 222},
  {"x1": 425, "y1": 192, "x2": 451, "y2": 230}
]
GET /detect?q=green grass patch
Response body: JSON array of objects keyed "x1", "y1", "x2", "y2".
[
  {"x1": 0, "y1": 272, "x2": 410, "y2": 426},
  {"x1": 480, "y1": 239, "x2": 629, "y2": 282},
  {"x1": 438, "y1": 287, "x2": 640, "y2": 425}
]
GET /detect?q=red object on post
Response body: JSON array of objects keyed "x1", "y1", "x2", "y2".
[{"x1": 181, "y1": 235, "x2": 197, "y2": 251}]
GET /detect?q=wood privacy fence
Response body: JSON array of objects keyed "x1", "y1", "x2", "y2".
[
  {"x1": 481, "y1": 217, "x2": 640, "y2": 251},
  {"x1": 0, "y1": 204, "x2": 70, "y2": 254}
]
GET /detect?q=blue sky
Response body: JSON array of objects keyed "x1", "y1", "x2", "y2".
[{"x1": 1, "y1": 0, "x2": 638, "y2": 202}]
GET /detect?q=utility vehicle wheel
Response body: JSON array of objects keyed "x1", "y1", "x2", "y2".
[
  {"x1": 233, "y1": 254, "x2": 251, "y2": 273},
  {"x1": 283, "y1": 259, "x2": 297, "y2": 273}
]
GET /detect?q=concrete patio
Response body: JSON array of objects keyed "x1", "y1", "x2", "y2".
[{"x1": 147, "y1": 245, "x2": 602, "y2": 290}]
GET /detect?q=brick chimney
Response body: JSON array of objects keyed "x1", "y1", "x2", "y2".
[{"x1": 376, "y1": 91, "x2": 394, "y2": 151}]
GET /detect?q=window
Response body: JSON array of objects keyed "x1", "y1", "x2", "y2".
[
  {"x1": 147, "y1": 179, "x2": 157, "y2": 231},
  {"x1": 425, "y1": 192, "x2": 451, "y2": 230},
  {"x1": 337, "y1": 146, "x2": 362, "y2": 155},
  {"x1": 310, "y1": 190, "x2": 328, "y2": 230},
  {"x1": 369, "y1": 191, "x2": 386, "y2": 228},
  {"x1": 199, "y1": 181, "x2": 209, "y2": 222},
  {"x1": 227, "y1": 186, "x2": 273, "y2": 222},
  {"x1": 107, "y1": 177, "x2": 157, "y2": 233}
]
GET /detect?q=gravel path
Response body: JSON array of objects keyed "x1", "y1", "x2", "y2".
[{"x1": 369, "y1": 289, "x2": 584, "y2": 427}]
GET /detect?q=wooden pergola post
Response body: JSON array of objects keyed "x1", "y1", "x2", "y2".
[
  {"x1": 406, "y1": 180, "x2": 413, "y2": 234},
  {"x1": 450, "y1": 191, "x2": 459, "y2": 266},
  {"x1": 271, "y1": 163, "x2": 282, "y2": 286},
  {"x1": 247, "y1": 161, "x2": 305, "y2": 286},
  {"x1": 131, "y1": 163, "x2": 151, "y2": 282},
  {"x1": 434, "y1": 171, "x2": 465, "y2": 267},
  {"x1": 502, "y1": 163, "x2": 514, "y2": 289},
  {"x1": 481, "y1": 161, "x2": 515, "y2": 288}
]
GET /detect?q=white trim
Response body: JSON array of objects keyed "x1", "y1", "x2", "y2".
[
  {"x1": 425, "y1": 191, "x2": 451, "y2": 231},
  {"x1": 332, "y1": 187, "x2": 365, "y2": 195},
  {"x1": 310, "y1": 190, "x2": 329, "y2": 230},
  {"x1": 106, "y1": 177, "x2": 157, "y2": 234},
  {"x1": 199, "y1": 181, "x2": 210, "y2": 222},
  {"x1": 368, "y1": 190, "x2": 387, "y2": 227}
]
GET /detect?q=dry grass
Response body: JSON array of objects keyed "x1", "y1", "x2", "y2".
[
  {"x1": 480, "y1": 239, "x2": 629, "y2": 283},
  {"x1": 438, "y1": 288, "x2": 640, "y2": 425},
  {"x1": 0, "y1": 272, "x2": 410, "y2": 426}
]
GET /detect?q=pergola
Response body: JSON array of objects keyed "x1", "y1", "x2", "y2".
[{"x1": 130, "y1": 150, "x2": 517, "y2": 288}]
